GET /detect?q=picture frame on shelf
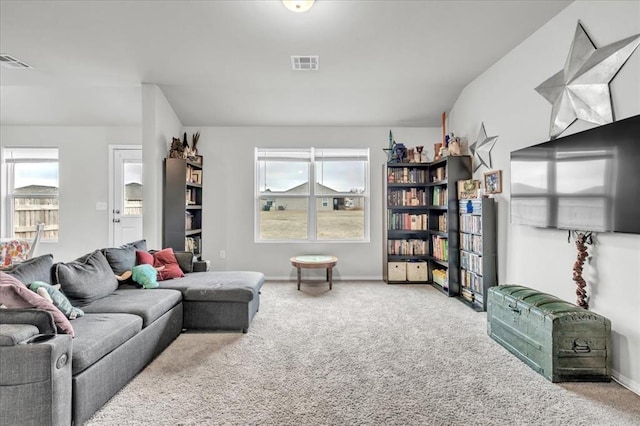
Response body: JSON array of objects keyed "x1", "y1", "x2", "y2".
[
  {"x1": 483, "y1": 170, "x2": 502, "y2": 194},
  {"x1": 191, "y1": 170, "x2": 202, "y2": 185}
]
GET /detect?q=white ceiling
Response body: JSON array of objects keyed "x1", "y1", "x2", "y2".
[{"x1": 0, "y1": 0, "x2": 573, "y2": 127}]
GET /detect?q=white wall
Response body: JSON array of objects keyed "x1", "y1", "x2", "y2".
[
  {"x1": 448, "y1": 1, "x2": 640, "y2": 393},
  {"x1": 0, "y1": 126, "x2": 140, "y2": 261},
  {"x1": 181, "y1": 126, "x2": 439, "y2": 280},
  {"x1": 141, "y1": 84, "x2": 183, "y2": 250}
]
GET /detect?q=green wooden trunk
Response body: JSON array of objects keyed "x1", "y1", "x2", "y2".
[{"x1": 487, "y1": 285, "x2": 611, "y2": 382}]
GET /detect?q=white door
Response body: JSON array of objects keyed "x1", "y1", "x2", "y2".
[{"x1": 110, "y1": 146, "x2": 143, "y2": 246}]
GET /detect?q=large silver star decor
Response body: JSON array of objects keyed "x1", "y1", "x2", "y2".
[
  {"x1": 469, "y1": 122, "x2": 498, "y2": 172},
  {"x1": 536, "y1": 21, "x2": 640, "y2": 139}
]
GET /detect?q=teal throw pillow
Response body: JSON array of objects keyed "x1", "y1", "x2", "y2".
[
  {"x1": 29, "y1": 281, "x2": 85, "y2": 320},
  {"x1": 131, "y1": 264, "x2": 159, "y2": 289}
]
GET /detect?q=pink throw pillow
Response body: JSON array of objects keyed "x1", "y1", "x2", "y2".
[{"x1": 0, "y1": 272, "x2": 75, "y2": 336}]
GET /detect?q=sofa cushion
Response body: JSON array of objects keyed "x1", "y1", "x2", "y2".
[
  {"x1": 102, "y1": 240, "x2": 148, "y2": 276},
  {"x1": 70, "y1": 313, "x2": 142, "y2": 375},
  {"x1": 0, "y1": 272, "x2": 75, "y2": 336},
  {"x1": 53, "y1": 250, "x2": 118, "y2": 307},
  {"x1": 3, "y1": 254, "x2": 54, "y2": 285},
  {"x1": 80, "y1": 289, "x2": 182, "y2": 327},
  {"x1": 160, "y1": 271, "x2": 265, "y2": 303}
]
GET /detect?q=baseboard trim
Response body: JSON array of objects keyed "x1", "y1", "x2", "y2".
[
  {"x1": 612, "y1": 369, "x2": 640, "y2": 396},
  {"x1": 265, "y1": 276, "x2": 383, "y2": 281}
]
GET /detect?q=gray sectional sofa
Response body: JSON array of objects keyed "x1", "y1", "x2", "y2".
[{"x1": 0, "y1": 242, "x2": 264, "y2": 425}]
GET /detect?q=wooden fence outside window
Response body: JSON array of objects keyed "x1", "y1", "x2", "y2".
[{"x1": 13, "y1": 197, "x2": 59, "y2": 240}]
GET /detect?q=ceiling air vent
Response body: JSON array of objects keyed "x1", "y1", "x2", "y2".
[
  {"x1": 291, "y1": 56, "x2": 319, "y2": 71},
  {"x1": 0, "y1": 54, "x2": 32, "y2": 69}
]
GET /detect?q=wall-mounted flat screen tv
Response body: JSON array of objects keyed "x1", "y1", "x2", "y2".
[{"x1": 510, "y1": 114, "x2": 640, "y2": 234}]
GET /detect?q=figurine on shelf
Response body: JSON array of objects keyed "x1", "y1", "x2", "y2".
[
  {"x1": 182, "y1": 132, "x2": 189, "y2": 150},
  {"x1": 187, "y1": 132, "x2": 200, "y2": 160},
  {"x1": 169, "y1": 137, "x2": 186, "y2": 159},
  {"x1": 434, "y1": 143, "x2": 442, "y2": 161},
  {"x1": 449, "y1": 139, "x2": 461, "y2": 156},
  {"x1": 394, "y1": 142, "x2": 407, "y2": 163},
  {"x1": 384, "y1": 130, "x2": 395, "y2": 162}
]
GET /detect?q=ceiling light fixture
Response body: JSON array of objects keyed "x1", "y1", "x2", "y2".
[{"x1": 282, "y1": 0, "x2": 315, "y2": 13}]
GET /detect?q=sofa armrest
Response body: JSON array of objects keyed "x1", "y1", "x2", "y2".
[
  {"x1": 193, "y1": 260, "x2": 210, "y2": 272},
  {"x1": 0, "y1": 308, "x2": 57, "y2": 335},
  {"x1": 0, "y1": 323, "x2": 41, "y2": 346},
  {"x1": 0, "y1": 332, "x2": 72, "y2": 425}
]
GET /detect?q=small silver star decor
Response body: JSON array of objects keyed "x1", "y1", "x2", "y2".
[
  {"x1": 469, "y1": 122, "x2": 498, "y2": 172},
  {"x1": 536, "y1": 21, "x2": 640, "y2": 139}
]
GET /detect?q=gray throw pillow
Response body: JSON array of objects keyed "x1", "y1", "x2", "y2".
[
  {"x1": 102, "y1": 239, "x2": 148, "y2": 276},
  {"x1": 173, "y1": 251, "x2": 195, "y2": 273},
  {"x1": 53, "y1": 250, "x2": 118, "y2": 306},
  {"x1": 4, "y1": 254, "x2": 54, "y2": 285}
]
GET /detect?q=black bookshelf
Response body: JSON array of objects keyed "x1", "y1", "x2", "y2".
[
  {"x1": 163, "y1": 157, "x2": 203, "y2": 257},
  {"x1": 383, "y1": 155, "x2": 472, "y2": 294}
]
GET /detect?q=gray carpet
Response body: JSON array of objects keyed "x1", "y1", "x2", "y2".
[{"x1": 88, "y1": 281, "x2": 640, "y2": 425}]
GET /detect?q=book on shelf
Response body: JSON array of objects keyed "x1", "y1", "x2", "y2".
[
  {"x1": 431, "y1": 235, "x2": 448, "y2": 261},
  {"x1": 185, "y1": 235, "x2": 201, "y2": 254},
  {"x1": 388, "y1": 189, "x2": 427, "y2": 206},
  {"x1": 387, "y1": 212, "x2": 428, "y2": 230},
  {"x1": 460, "y1": 214, "x2": 483, "y2": 233},
  {"x1": 438, "y1": 213, "x2": 448, "y2": 232},
  {"x1": 432, "y1": 268, "x2": 448, "y2": 288},
  {"x1": 460, "y1": 251, "x2": 483, "y2": 274},
  {"x1": 387, "y1": 239, "x2": 428, "y2": 255},
  {"x1": 185, "y1": 212, "x2": 194, "y2": 230},
  {"x1": 186, "y1": 189, "x2": 197, "y2": 205},
  {"x1": 387, "y1": 167, "x2": 428, "y2": 184},
  {"x1": 432, "y1": 167, "x2": 446, "y2": 182},
  {"x1": 460, "y1": 233, "x2": 483, "y2": 253},
  {"x1": 461, "y1": 270, "x2": 483, "y2": 293},
  {"x1": 432, "y1": 187, "x2": 448, "y2": 206}
]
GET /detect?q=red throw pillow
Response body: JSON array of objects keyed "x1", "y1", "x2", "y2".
[
  {"x1": 136, "y1": 250, "x2": 154, "y2": 266},
  {"x1": 136, "y1": 249, "x2": 184, "y2": 281}
]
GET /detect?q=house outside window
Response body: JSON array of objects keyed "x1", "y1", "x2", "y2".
[
  {"x1": 3, "y1": 148, "x2": 59, "y2": 241},
  {"x1": 255, "y1": 148, "x2": 369, "y2": 242}
]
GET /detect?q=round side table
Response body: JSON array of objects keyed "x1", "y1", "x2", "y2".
[{"x1": 290, "y1": 255, "x2": 338, "y2": 290}]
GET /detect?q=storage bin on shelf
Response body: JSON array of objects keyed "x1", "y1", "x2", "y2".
[
  {"x1": 407, "y1": 261, "x2": 427, "y2": 282},
  {"x1": 388, "y1": 262, "x2": 406, "y2": 281}
]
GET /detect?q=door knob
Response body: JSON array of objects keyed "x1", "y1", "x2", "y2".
[{"x1": 113, "y1": 218, "x2": 121, "y2": 223}]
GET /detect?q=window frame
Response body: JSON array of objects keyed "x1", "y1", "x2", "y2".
[
  {"x1": 2, "y1": 148, "x2": 59, "y2": 241},
  {"x1": 255, "y1": 147, "x2": 370, "y2": 243}
]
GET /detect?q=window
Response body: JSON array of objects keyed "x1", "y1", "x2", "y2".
[
  {"x1": 255, "y1": 148, "x2": 369, "y2": 242},
  {"x1": 3, "y1": 148, "x2": 59, "y2": 241}
]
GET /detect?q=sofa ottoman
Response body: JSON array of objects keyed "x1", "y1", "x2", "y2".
[{"x1": 160, "y1": 271, "x2": 264, "y2": 333}]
